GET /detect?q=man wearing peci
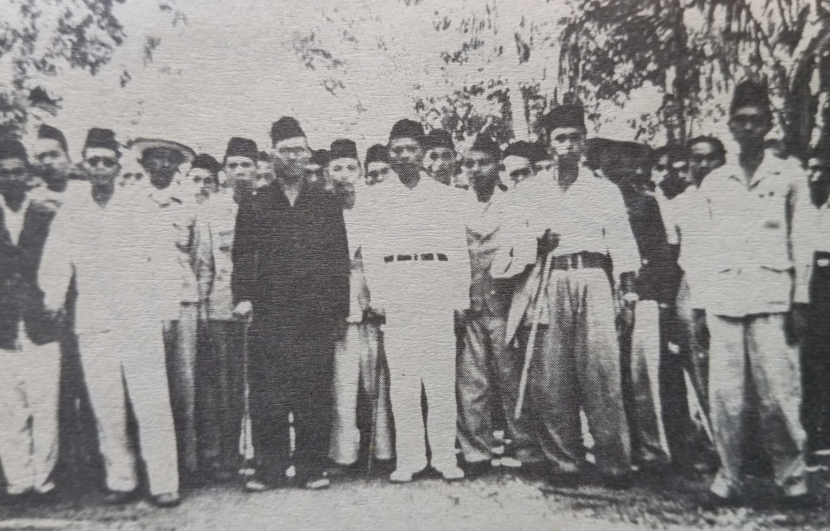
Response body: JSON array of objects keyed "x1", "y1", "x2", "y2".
[{"x1": 233, "y1": 117, "x2": 350, "y2": 491}]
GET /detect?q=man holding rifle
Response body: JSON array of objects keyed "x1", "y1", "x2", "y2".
[{"x1": 495, "y1": 104, "x2": 640, "y2": 488}]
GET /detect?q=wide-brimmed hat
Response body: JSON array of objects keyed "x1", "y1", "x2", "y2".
[{"x1": 127, "y1": 138, "x2": 196, "y2": 163}]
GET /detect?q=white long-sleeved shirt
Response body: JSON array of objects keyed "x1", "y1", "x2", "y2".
[
  {"x1": 493, "y1": 164, "x2": 641, "y2": 280},
  {"x1": 40, "y1": 182, "x2": 196, "y2": 334},
  {"x1": 350, "y1": 173, "x2": 472, "y2": 320},
  {"x1": 680, "y1": 150, "x2": 813, "y2": 315}
]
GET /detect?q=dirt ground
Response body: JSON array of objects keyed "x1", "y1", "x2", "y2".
[{"x1": 2, "y1": 467, "x2": 830, "y2": 531}]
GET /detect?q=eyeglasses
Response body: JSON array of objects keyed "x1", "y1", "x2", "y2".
[
  {"x1": 552, "y1": 133, "x2": 583, "y2": 143},
  {"x1": 86, "y1": 156, "x2": 118, "y2": 168},
  {"x1": 329, "y1": 164, "x2": 358, "y2": 173},
  {"x1": 226, "y1": 161, "x2": 254, "y2": 170},
  {"x1": 463, "y1": 159, "x2": 495, "y2": 169},
  {"x1": 690, "y1": 154, "x2": 721, "y2": 163},
  {"x1": 509, "y1": 167, "x2": 533, "y2": 179},
  {"x1": 428, "y1": 151, "x2": 455, "y2": 162},
  {"x1": 367, "y1": 167, "x2": 391, "y2": 180}
]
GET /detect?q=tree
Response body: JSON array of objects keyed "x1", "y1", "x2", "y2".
[{"x1": 0, "y1": 0, "x2": 186, "y2": 138}]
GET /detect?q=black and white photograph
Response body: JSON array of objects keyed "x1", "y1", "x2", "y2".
[{"x1": 1, "y1": 0, "x2": 830, "y2": 529}]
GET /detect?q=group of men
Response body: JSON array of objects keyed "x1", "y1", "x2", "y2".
[{"x1": 0, "y1": 78, "x2": 826, "y2": 510}]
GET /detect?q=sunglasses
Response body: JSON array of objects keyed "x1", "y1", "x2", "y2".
[
  {"x1": 226, "y1": 161, "x2": 254, "y2": 170},
  {"x1": 86, "y1": 156, "x2": 118, "y2": 168},
  {"x1": 367, "y1": 167, "x2": 391, "y2": 180},
  {"x1": 509, "y1": 167, "x2": 533, "y2": 179},
  {"x1": 463, "y1": 159, "x2": 495, "y2": 169},
  {"x1": 552, "y1": 133, "x2": 583, "y2": 143}
]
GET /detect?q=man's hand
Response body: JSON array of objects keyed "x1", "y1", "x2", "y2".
[
  {"x1": 537, "y1": 229, "x2": 560, "y2": 258},
  {"x1": 233, "y1": 300, "x2": 253, "y2": 320}
]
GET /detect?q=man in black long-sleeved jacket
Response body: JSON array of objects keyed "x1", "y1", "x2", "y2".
[{"x1": 232, "y1": 117, "x2": 350, "y2": 490}]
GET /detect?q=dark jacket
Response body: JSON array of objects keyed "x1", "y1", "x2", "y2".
[
  {"x1": 232, "y1": 180, "x2": 350, "y2": 325},
  {"x1": 0, "y1": 199, "x2": 59, "y2": 349}
]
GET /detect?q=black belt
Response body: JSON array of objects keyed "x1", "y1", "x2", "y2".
[
  {"x1": 549, "y1": 252, "x2": 609, "y2": 271},
  {"x1": 384, "y1": 253, "x2": 449, "y2": 263}
]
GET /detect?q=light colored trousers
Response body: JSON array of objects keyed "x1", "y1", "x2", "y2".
[
  {"x1": 164, "y1": 303, "x2": 199, "y2": 474},
  {"x1": 458, "y1": 315, "x2": 541, "y2": 464},
  {"x1": 384, "y1": 313, "x2": 458, "y2": 474},
  {"x1": 708, "y1": 313, "x2": 807, "y2": 498},
  {"x1": 330, "y1": 322, "x2": 393, "y2": 465},
  {"x1": 0, "y1": 336, "x2": 61, "y2": 494},
  {"x1": 79, "y1": 323, "x2": 179, "y2": 495},
  {"x1": 628, "y1": 300, "x2": 671, "y2": 465},
  {"x1": 530, "y1": 268, "x2": 631, "y2": 476}
]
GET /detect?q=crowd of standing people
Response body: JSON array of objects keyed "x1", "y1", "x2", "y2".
[{"x1": 0, "y1": 78, "x2": 827, "y2": 511}]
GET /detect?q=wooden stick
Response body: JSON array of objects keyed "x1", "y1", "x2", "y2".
[{"x1": 514, "y1": 251, "x2": 553, "y2": 420}]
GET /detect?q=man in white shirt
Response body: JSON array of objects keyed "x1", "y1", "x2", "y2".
[
  {"x1": 495, "y1": 104, "x2": 640, "y2": 488},
  {"x1": 457, "y1": 135, "x2": 541, "y2": 476},
  {"x1": 128, "y1": 138, "x2": 200, "y2": 483},
  {"x1": 0, "y1": 139, "x2": 62, "y2": 502},
  {"x1": 328, "y1": 140, "x2": 394, "y2": 473},
  {"x1": 40, "y1": 128, "x2": 181, "y2": 507},
  {"x1": 354, "y1": 119, "x2": 470, "y2": 483},
  {"x1": 683, "y1": 80, "x2": 815, "y2": 509}
]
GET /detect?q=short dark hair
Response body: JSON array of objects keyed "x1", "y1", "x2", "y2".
[
  {"x1": 687, "y1": 135, "x2": 726, "y2": 163},
  {"x1": 652, "y1": 143, "x2": 688, "y2": 166}
]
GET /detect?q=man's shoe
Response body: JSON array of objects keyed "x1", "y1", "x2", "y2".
[
  {"x1": 698, "y1": 491, "x2": 741, "y2": 511},
  {"x1": 304, "y1": 476, "x2": 331, "y2": 490},
  {"x1": 462, "y1": 460, "x2": 492, "y2": 479},
  {"x1": 778, "y1": 493, "x2": 820, "y2": 511},
  {"x1": 494, "y1": 456, "x2": 523, "y2": 469},
  {"x1": 389, "y1": 470, "x2": 414, "y2": 483},
  {"x1": 150, "y1": 492, "x2": 181, "y2": 508},
  {"x1": 102, "y1": 490, "x2": 137, "y2": 505},
  {"x1": 244, "y1": 478, "x2": 273, "y2": 492},
  {"x1": 439, "y1": 466, "x2": 465, "y2": 482}
]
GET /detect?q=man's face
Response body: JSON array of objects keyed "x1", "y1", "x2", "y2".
[
  {"x1": 141, "y1": 147, "x2": 185, "y2": 189},
  {"x1": 272, "y1": 137, "x2": 311, "y2": 181},
  {"x1": 728, "y1": 106, "x2": 772, "y2": 147},
  {"x1": 423, "y1": 147, "x2": 456, "y2": 185},
  {"x1": 0, "y1": 157, "x2": 35, "y2": 195},
  {"x1": 502, "y1": 155, "x2": 535, "y2": 186},
  {"x1": 464, "y1": 151, "x2": 499, "y2": 190},
  {"x1": 327, "y1": 157, "x2": 361, "y2": 188},
  {"x1": 224, "y1": 155, "x2": 257, "y2": 192},
  {"x1": 82, "y1": 147, "x2": 120, "y2": 186},
  {"x1": 365, "y1": 161, "x2": 394, "y2": 186},
  {"x1": 33, "y1": 138, "x2": 70, "y2": 188},
  {"x1": 187, "y1": 168, "x2": 217, "y2": 203},
  {"x1": 388, "y1": 138, "x2": 424, "y2": 178},
  {"x1": 689, "y1": 141, "x2": 723, "y2": 183},
  {"x1": 548, "y1": 127, "x2": 586, "y2": 163}
]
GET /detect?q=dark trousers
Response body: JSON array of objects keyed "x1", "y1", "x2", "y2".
[
  {"x1": 802, "y1": 251, "x2": 830, "y2": 452},
  {"x1": 196, "y1": 319, "x2": 246, "y2": 472},
  {"x1": 248, "y1": 313, "x2": 335, "y2": 482}
]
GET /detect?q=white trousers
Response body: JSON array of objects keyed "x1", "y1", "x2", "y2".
[
  {"x1": 330, "y1": 322, "x2": 393, "y2": 465},
  {"x1": 78, "y1": 322, "x2": 179, "y2": 495},
  {"x1": 384, "y1": 313, "x2": 457, "y2": 474},
  {"x1": 0, "y1": 336, "x2": 61, "y2": 494},
  {"x1": 708, "y1": 313, "x2": 807, "y2": 498}
]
